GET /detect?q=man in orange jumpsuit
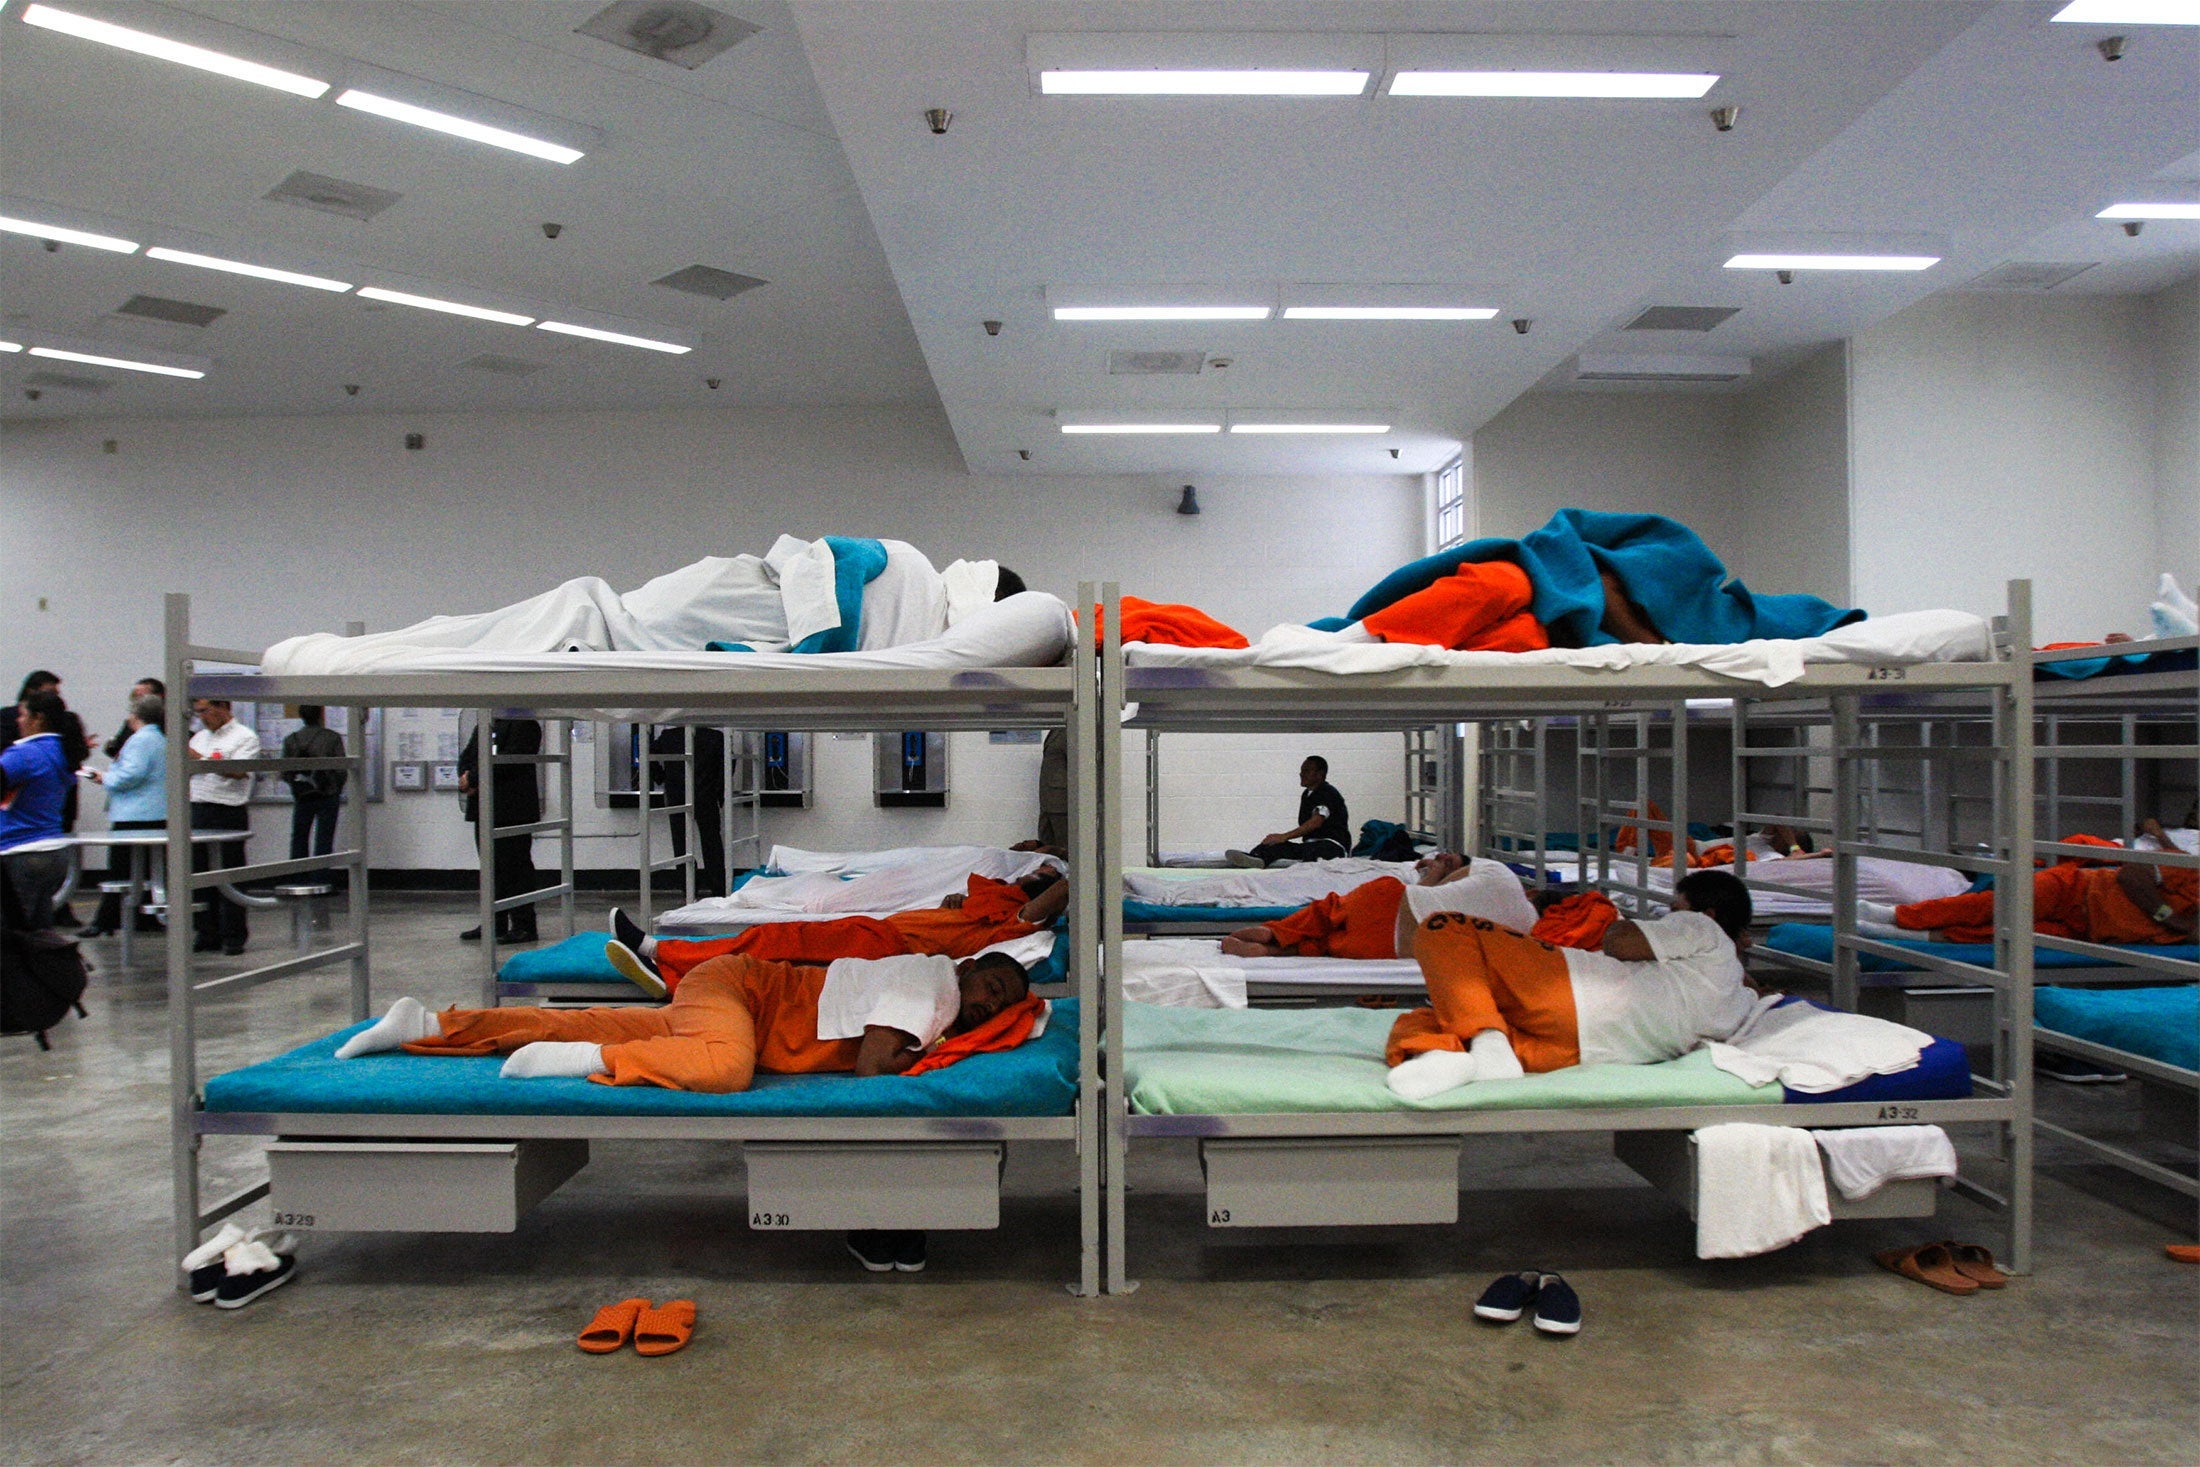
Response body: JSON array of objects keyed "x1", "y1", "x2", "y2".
[
  {"x1": 607, "y1": 869, "x2": 1069, "y2": 997},
  {"x1": 1218, "y1": 852, "x2": 1611, "y2": 960},
  {"x1": 1893, "y1": 854, "x2": 2196, "y2": 945}
]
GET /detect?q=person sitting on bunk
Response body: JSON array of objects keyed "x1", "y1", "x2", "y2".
[
  {"x1": 603, "y1": 867, "x2": 1071, "y2": 997},
  {"x1": 335, "y1": 949, "x2": 1040, "y2": 1092},
  {"x1": 1225, "y1": 756, "x2": 1350, "y2": 868},
  {"x1": 1217, "y1": 852, "x2": 1541, "y2": 960},
  {"x1": 1877, "y1": 829, "x2": 2197, "y2": 946},
  {"x1": 1383, "y1": 869, "x2": 1758, "y2": 1100}
]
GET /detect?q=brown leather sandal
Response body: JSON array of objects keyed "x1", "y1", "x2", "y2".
[
  {"x1": 1941, "y1": 1241, "x2": 2010, "y2": 1288},
  {"x1": 1875, "y1": 1243, "x2": 1978, "y2": 1296}
]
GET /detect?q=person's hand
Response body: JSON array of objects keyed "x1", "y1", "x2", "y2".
[
  {"x1": 83, "y1": 769, "x2": 103, "y2": 784},
  {"x1": 2140, "y1": 817, "x2": 2169, "y2": 844},
  {"x1": 458, "y1": 772, "x2": 473, "y2": 795},
  {"x1": 941, "y1": 893, "x2": 966, "y2": 910},
  {"x1": 2105, "y1": 632, "x2": 2134, "y2": 644},
  {"x1": 1261, "y1": 833, "x2": 1290, "y2": 848}
]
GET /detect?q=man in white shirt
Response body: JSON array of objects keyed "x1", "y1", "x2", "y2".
[
  {"x1": 1386, "y1": 870, "x2": 1757, "y2": 1099},
  {"x1": 187, "y1": 698, "x2": 261, "y2": 955}
]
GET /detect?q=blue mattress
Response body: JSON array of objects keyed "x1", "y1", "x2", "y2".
[
  {"x1": 1123, "y1": 901, "x2": 1296, "y2": 925},
  {"x1": 2036, "y1": 647, "x2": 2196, "y2": 681},
  {"x1": 1763, "y1": 922, "x2": 2199, "y2": 975},
  {"x1": 2035, "y1": 986, "x2": 2197, "y2": 1072},
  {"x1": 202, "y1": 1001, "x2": 1081, "y2": 1118},
  {"x1": 1785, "y1": 1033, "x2": 1972, "y2": 1104},
  {"x1": 498, "y1": 931, "x2": 1071, "y2": 988}
]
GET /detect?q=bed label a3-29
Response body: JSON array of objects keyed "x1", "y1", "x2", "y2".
[{"x1": 271, "y1": 1211, "x2": 316, "y2": 1228}]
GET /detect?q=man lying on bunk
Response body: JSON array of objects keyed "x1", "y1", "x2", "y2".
[
  {"x1": 603, "y1": 868, "x2": 1071, "y2": 997},
  {"x1": 1217, "y1": 852, "x2": 1540, "y2": 960},
  {"x1": 1384, "y1": 870, "x2": 1758, "y2": 1100},
  {"x1": 336, "y1": 950, "x2": 1039, "y2": 1093},
  {"x1": 1875, "y1": 831, "x2": 2197, "y2": 946}
]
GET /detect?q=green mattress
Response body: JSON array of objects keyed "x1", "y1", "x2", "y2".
[{"x1": 1123, "y1": 1003, "x2": 1778, "y2": 1114}]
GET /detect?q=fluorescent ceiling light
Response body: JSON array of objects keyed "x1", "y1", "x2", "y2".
[
  {"x1": 1229, "y1": 422, "x2": 1391, "y2": 434},
  {"x1": 335, "y1": 90, "x2": 585, "y2": 165},
  {"x1": 2051, "y1": 2, "x2": 2200, "y2": 23},
  {"x1": 1040, "y1": 69, "x2": 1368, "y2": 95},
  {"x1": 0, "y1": 340, "x2": 21, "y2": 353},
  {"x1": 357, "y1": 286, "x2": 534, "y2": 325},
  {"x1": 0, "y1": 213, "x2": 137, "y2": 253},
  {"x1": 28, "y1": 346, "x2": 203, "y2": 378},
  {"x1": 1060, "y1": 422, "x2": 1222, "y2": 434},
  {"x1": 1390, "y1": 71, "x2": 1718, "y2": 98},
  {"x1": 1052, "y1": 305, "x2": 1271, "y2": 321},
  {"x1": 145, "y1": 246, "x2": 350, "y2": 292},
  {"x1": 20, "y1": 4, "x2": 329, "y2": 98},
  {"x1": 537, "y1": 321, "x2": 691, "y2": 354},
  {"x1": 2098, "y1": 202, "x2": 2200, "y2": 219},
  {"x1": 1282, "y1": 305, "x2": 1498, "y2": 320},
  {"x1": 1724, "y1": 253, "x2": 1939, "y2": 271}
]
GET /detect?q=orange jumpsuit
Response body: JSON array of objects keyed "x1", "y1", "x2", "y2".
[
  {"x1": 403, "y1": 955, "x2": 855, "y2": 1093},
  {"x1": 1528, "y1": 891, "x2": 1621, "y2": 950},
  {"x1": 1897, "y1": 864, "x2": 2197, "y2": 945},
  {"x1": 650, "y1": 875, "x2": 1045, "y2": 992},
  {"x1": 1385, "y1": 914, "x2": 1581, "y2": 1074},
  {"x1": 1264, "y1": 877, "x2": 1409, "y2": 958}
]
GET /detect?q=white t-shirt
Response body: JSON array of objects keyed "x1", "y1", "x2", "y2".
[
  {"x1": 1561, "y1": 910, "x2": 1755, "y2": 1067},
  {"x1": 188, "y1": 720, "x2": 262, "y2": 806},
  {"x1": 1404, "y1": 861, "x2": 1539, "y2": 933},
  {"x1": 814, "y1": 954, "x2": 959, "y2": 1050}
]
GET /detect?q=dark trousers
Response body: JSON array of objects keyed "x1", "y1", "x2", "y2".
[
  {"x1": 2, "y1": 849, "x2": 72, "y2": 932},
  {"x1": 190, "y1": 802, "x2": 251, "y2": 947},
  {"x1": 1250, "y1": 838, "x2": 1348, "y2": 866},
  {"x1": 655, "y1": 766, "x2": 725, "y2": 899},
  {"x1": 290, "y1": 795, "x2": 341, "y2": 882},
  {"x1": 92, "y1": 819, "x2": 165, "y2": 930},
  {"x1": 485, "y1": 831, "x2": 542, "y2": 938}
]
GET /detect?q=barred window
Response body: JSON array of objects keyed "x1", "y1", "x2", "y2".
[{"x1": 1434, "y1": 458, "x2": 1466, "y2": 549}]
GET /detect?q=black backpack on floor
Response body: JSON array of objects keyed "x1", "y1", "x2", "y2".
[{"x1": 2, "y1": 928, "x2": 90, "y2": 1050}]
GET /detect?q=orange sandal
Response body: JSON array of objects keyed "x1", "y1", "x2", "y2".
[
  {"x1": 2168, "y1": 1244, "x2": 2199, "y2": 1264},
  {"x1": 1942, "y1": 1242, "x2": 2010, "y2": 1289},
  {"x1": 633, "y1": 1299, "x2": 696, "y2": 1357},
  {"x1": 578, "y1": 1298, "x2": 651, "y2": 1353},
  {"x1": 1875, "y1": 1243, "x2": 1979, "y2": 1296}
]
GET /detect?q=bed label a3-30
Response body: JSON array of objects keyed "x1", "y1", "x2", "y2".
[{"x1": 750, "y1": 1210, "x2": 793, "y2": 1228}]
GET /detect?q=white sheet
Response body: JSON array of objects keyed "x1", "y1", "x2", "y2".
[
  {"x1": 1125, "y1": 607, "x2": 1994, "y2": 689},
  {"x1": 1522, "y1": 852, "x2": 1968, "y2": 916},
  {"x1": 1813, "y1": 1125, "x2": 1957, "y2": 1200},
  {"x1": 657, "y1": 845, "x2": 1061, "y2": 929},
  {"x1": 1121, "y1": 858, "x2": 1416, "y2": 907}
]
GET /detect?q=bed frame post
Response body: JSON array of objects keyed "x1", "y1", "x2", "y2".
[
  {"x1": 1669, "y1": 701, "x2": 1689, "y2": 897},
  {"x1": 1099, "y1": 581, "x2": 1134, "y2": 1295},
  {"x1": 635, "y1": 723, "x2": 654, "y2": 931},
  {"x1": 2001, "y1": 579, "x2": 2036, "y2": 1273},
  {"x1": 477, "y1": 708, "x2": 498, "y2": 1007},
  {"x1": 560, "y1": 719, "x2": 577, "y2": 938},
  {"x1": 1830, "y1": 692, "x2": 1862, "y2": 1013},
  {"x1": 1069, "y1": 581, "x2": 1101, "y2": 1297},
  {"x1": 1144, "y1": 729, "x2": 1160, "y2": 867},
  {"x1": 343, "y1": 621, "x2": 372, "y2": 1022},
  {"x1": 166, "y1": 593, "x2": 200, "y2": 1278}
]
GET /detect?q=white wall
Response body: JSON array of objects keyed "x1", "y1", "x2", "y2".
[
  {"x1": 1735, "y1": 345, "x2": 1852, "y2": 606},
  {"x1": 1848, "y1": 292, "x2": 2163, "y2": 643},
  {"x1": 2147, "y1": 275, "x2": 2200, "y2": 590},
  {"x1": 0, "y1": 403, "x2": 1418, "y2": 871}
]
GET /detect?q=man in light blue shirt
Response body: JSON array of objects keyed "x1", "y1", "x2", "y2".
[{"x1": 81, "y1": 694, "x2": 167, "y2": 937}]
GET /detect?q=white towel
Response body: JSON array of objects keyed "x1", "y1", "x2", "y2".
[
  {"x1": 1812, "y1": 1125, "x2": 1958, "y2": 1200},
  {"x1": 1701, "y1": 996, "x2": 1932, "y2": 1094},
  {"x1": 1693, "y1": 1123, "x2": 1831, "y2": 1259},
  {"x1": 767, "y1": 534, "x2": 843, "y2": 646},
  {"x1": 941, "y1": 559, "x2": 1000, "y2": 627}
]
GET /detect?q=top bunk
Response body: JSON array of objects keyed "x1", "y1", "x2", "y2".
[{"x1": 2031, "y1": 632, "x2": 2200, "y2": 705}]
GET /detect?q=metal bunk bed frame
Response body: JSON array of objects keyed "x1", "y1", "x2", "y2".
[
  {"x1": 167, "y1": 586, "x2": 1109, "y2": 1297},
  {"x1": 1101, "y1": 583, "x2": 2038, "y2": 1293}
]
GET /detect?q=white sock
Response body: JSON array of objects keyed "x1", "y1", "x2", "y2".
[
  {"x1": 1858, "y1": 919, "x2": 1906, "y2": 939},
  {"x1": 1386, "y1": 1048, "x2": 1479, "y2": 1100},
  {"x1": 335, "y1": 997, "x2": 437, "y2": 1058},
  {"x1": 500, "y1": 1041, "x2": 606, "y2": 1080},
  {"x1": 2153, "y1": 573, "x2": 2198, "y2": 638},
  {"x1": 1859, "y1": 900, "x2": 1899, "y2": 927},
  {"x1": 222, "y1": 1239, "x2": 282, "y2": 1277},
  {"x1": 182, "y1": 1222, "x2": 247, "y2": 1273},
  {"x1": 639, "y1": 937, "x2": 659, "y2": 959},
  {"x1": 1469, "y1": 1028, "x2": 1524, "y2": 1082}
]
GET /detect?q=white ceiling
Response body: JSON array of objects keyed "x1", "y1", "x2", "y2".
[{"x1": 3, "y1": 0, "x2": 2195, "y2": 476}]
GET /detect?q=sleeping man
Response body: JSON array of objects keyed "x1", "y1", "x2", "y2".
[
  {"x1": 336, "y1": 950, "x2": 1039, "y2": 1093},
  {"x1": 1875, "y1": 827, "x2": 2196, "y2": 946},
  {"x1": 605, "y1": 868, "x2": 1069, "y2": 997},
  {"x1": 1384, "y1": 869, "x2": 1757, "y2": 1099},
  {"x1": 1219, "y1": 852, "x2": 1540, "y2": 961}
]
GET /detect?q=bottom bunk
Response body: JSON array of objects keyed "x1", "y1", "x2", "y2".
[{"x1": 2031, "y1": 985, "x2": 2198, "y2": 1203}]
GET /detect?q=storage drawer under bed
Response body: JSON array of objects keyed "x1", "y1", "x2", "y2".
[
  {"x1": 1198, "y1": 1136, "x2": 1461, "y2": 1228},
  {"x1": 265, "y1": 1139, "x2": 590, "y2": 1232},
  {"x1": 1613, "y1": 1130, "x2": 1940, "y2": 1221},
  {"x1": 742, "y1": 1141, "x2": 1004, "y2": 1231}
]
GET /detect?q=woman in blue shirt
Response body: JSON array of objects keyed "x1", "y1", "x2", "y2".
[
  {"x1": 1, "y1": 690, "x2": 75, "y2": 930},
  {"x1": 80, "y1": 695, "x2": 167, "y2": 937}
]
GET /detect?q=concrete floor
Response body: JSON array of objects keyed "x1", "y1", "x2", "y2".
[{"x1": 4, "y1": 894, "x2": 2195, "y2": 1466}]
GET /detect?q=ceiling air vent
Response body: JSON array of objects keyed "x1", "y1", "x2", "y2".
[
  {"x1": 653, "y1": 264, "x2": 767, "y2": 300},
  {"x1": 1108, "y1": 350, "x2": 1206, "y2": 376},
  {"x1": 578, "y1": 1, "x2": 757, "y2": 69},
  {"x1": 1967, "y1": 261, "x2": 2097, "y2": 292},
  {"x1": 1624, "y1": 305, "x2": 1739, "y2": 333},
  {"x1": 1574, "y1": 353, "x2": 1751, "y2": 383},
  {"x1": 462, "y1": 354, "x2": 549, "y2": 376},
  {"x1": 23, "y1": 371, "x2": 111, "y2": 393},
  {"x1": 264, "y1": 171, "x2": 403, "y2": 222},
  {"x1": 116, "y1": 295, "x2": 226, "y2": 328}
]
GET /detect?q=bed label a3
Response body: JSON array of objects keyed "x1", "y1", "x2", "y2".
[
  {"x1": 1875, "y1": 1104, "x2": 1921, "y2": 1121},
  {"x1": 1866, "y1": 666, "x2": 1907, "y2": 681}
]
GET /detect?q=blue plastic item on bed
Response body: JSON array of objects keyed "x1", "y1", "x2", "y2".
[
  {"x1": 497, "y1": 930, "x2": 1071, "y2": 988},
  {"x1": 203, "y1": 1000, "x2": 1080, "y2": 1118},
  {"x1": 2035, "y1": 986, "x2": 2198, "y2": 1071},
  {"x1": 1763, "y1": 922, "x2": 2199, "y2": 975},
  {"x1": 1784, "y1": 1035, "x2": 1973, "y2": 1104},
  {"x1": 1123, "y1": 901, "x2": 1298, "y2": 925}
]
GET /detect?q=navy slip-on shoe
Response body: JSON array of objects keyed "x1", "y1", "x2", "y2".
[
  {"x1": 214, "y1": 1254, "x2": 296, "y2": 1310},
  {"x1": 891, "y1": 1230, "x2": 927, "y2": 1274},
  {"x1": 1473, "y1": 1270, "x2": 1541, "y2": 1323},
  {"x1": 609, "y1": 906, "x2": 648, "y2": 953},
  {"x1": 846, "y1": 1231, "x2": 897, "y2": 1273},
  {"x1": 1532, "y1": 1273, "x2": 1582, "y2": 1336}
]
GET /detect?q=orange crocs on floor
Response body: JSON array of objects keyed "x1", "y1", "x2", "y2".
[
  {"x1": 578, "y1": 1298, "x2": 650, "y2": 1353},
  {"x1": 2167, "y1": 1244, "x2": 2199, "y2": 1264},
  {"x1": 634, "y1": 1299, "x2": 696, "y2": 1357}
]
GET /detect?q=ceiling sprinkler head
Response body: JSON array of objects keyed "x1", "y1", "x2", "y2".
[
  {"x1": 1710, "y1": 105, "x2": 1739, "y2": 133},
  {"x1": 1511, "y1": 318, "x2": 1532, "y2": 335},
  {"x1": 344, "y1": 384, "x2": 361, "y2": 396},
  {"x1": 1389, "y1": 448, "x2": 1400, "y2": 459},
  {"x1": 1776, "y1": 269, "x2": 1795, "y2": 285},
  {"x1": 1017, "y1": 449, "x2": 1031, "y2": 460},
  {"x1": 2097, "y1": 35, "x2": 2125, "y2": 62},
  {"x1": 983, "y1": 319, "x2": 1002, "y2": 336},
  {"x1": 925, "y1": 108, "x2": 953, "y2": 135},
  {"x1": 705, "y1": 378, "x2": 722, "y2": 389},
  {"x1": 542, "y1": 222, "x2": 563, "y2": 239},
  {"x1": 2122, "y1": 220, "x2": 2144, "y2": 238},
  {"x1": 24, "y1": 388, "x2": 40, "y2": 400},
  {"x1": 42, "y1": 239, "x2": 59, "y2": 252}
]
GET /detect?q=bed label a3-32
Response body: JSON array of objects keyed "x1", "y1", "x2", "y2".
[{"x1": 1874, "y1": 1105, "x2": 1921, "y2": 1121}]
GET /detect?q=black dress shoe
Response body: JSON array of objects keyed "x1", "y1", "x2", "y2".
[
  {"x1": 222, "y1": 941, "x2": 247, "y2": 957},
  {"x1": 459, "y1": 926, "x2": 483, "y2": 941},
  {"x1": 193, "y1": 937, "x2": 222, "y2": 954}
]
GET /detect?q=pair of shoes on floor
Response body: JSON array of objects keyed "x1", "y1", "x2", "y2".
[
  {"x1": 181, "y1": 1225, "x2": 298, "y2": 1309},
  {"x1": 1473, "y1": 1270, "x2": 1580, "y2": 1336},
  {"x1": 577, "y1": 1298, "x2": 695, "y2": 1356},
  {"x1": 2167, "y1": 1243, "x2": 2199, "y2": 1265},
  {"x1": 846, "y1": 1230, "x2": 927, "y2": 1273},
  {"x1": 1874, "y1": 1241, "x2": 2010, "y2": 1296}
]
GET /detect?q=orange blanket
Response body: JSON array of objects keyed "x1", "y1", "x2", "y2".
[
  {"x1": 903, "y1": 995, "x2": 1048, "y2": 1076},
  {"x1": 1084, "y1": 596, "x2": 1251, "y2": 650},
  {"x1": 1360, "y1": 561, "x2": 1549, "y2": 652},
  {"x1": 1528, "y1": 891, "x2": 1621, "y2": 949}
]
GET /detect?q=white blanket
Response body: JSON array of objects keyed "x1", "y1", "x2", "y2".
[
  {"x1": 1700, "y1": 996, "x2": 1932, "y2": 1093},
  {"x1": 1693, "y1": 1123, "x2": 1831, "y2": 1259},
  {"x1": 1122, "y1": 858, "x2": 1417, "y2": 907},
  {"x1": 1525, "y1": 852, "x2": 1968, "y2": 916},
  {"x1": 1813, "y1": 1125, "x2": 1957, "y2": 1200},
  {"x1": 658, "y1": 846, "x2": 1061, "y2": 928},
  {"x1": 1125, "y1": 607, "x2": 1993, "y2": 689},
  {"x1": 1118, "y1": 938, "x2": 1426, "y2": 1008}
]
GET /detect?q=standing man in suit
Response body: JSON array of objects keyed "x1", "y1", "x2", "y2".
[{"x1": 458, "y1": 717, "x2": 542, "y2": 944}]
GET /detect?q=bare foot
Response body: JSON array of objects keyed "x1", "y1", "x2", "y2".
[{"x1": 1219, "y1": 936, "x2": 1277, "y2": 958}]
